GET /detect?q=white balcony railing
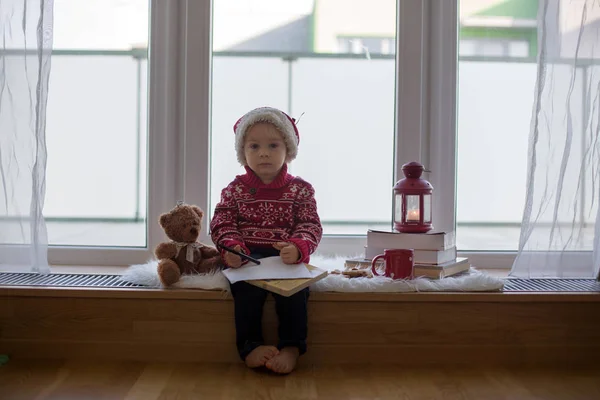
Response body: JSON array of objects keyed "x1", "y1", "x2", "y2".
[{"x1": 3, "y1": 49, "x2": 596, "y2": 250}]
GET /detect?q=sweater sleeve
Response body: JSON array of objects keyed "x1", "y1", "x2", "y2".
[
  {"x1": 209, "y1": 181, "x2": 250, "y2": 262},
  {"x1": 288, "y1": 180, "x2": 323, "y2": 263}
]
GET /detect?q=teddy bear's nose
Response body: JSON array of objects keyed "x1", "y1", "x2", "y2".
[{"x1": 190, "y1": 227, "x2": 198, "y2": 235}]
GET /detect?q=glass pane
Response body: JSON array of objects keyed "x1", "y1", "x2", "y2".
[
  {"x1": 509, "y1": 41, "x2": 529, "y2": 57},
  {"x1": 423, "y1": 194, "x2": 431, "y2": 223},
  {"x1": 45, "y1": 1, "x2": 149, "y2": 247},
  {"x1": 405, "y1": 195, "x2": 420, "y2": 222},
  {"x1": 290, "y1": 58, "x2": 395, "y2": 234},
  {"x1": 457, "y1": 0, "x2": 538, "y2": 250},
  {"x1": 394, "y1": 194, "x2": 403, "y2": 223},
  {"x1": 210, "y1": 56, "x2": 289, "y2": 207},
  {"x1": 211, "y1": 0, "x2": 396, "y2": 235}
]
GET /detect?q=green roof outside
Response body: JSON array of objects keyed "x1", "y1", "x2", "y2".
[{"x1": 474, "y1": 0, "x2": 538, "y2": 20}]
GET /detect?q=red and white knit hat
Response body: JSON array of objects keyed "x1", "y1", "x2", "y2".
[{"x1": 233, "y1": 106, "x2": 300, "y2": 165}]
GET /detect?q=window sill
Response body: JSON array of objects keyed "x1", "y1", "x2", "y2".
[{"x1": 2, "y1": 265, "x2": 599, "y2": 303}]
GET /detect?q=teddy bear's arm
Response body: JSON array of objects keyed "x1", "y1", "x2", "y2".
[
  {"x1": 199, "y1": 244, "x2": 220, "y2": 259},
  {"x1": 155, "y1": 242, "x2": 177, "y2": 260}
]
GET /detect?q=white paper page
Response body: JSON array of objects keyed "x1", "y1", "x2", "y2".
[{"x1": 222, "y1": 256, "x2": 313, "y2": 284}]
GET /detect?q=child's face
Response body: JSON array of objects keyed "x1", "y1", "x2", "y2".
[{"x1": 244, "y1": 122, "x2": 287, "y2": 184}]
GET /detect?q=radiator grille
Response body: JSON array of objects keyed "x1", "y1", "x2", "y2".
[
  {"x1": 0, "y1": 272, "x2": 151, "y2": 288},
  {"x1": 1, "y1": 272, "x2": 599, "y2": 292},
  {"x1": 503, "y1": 278, "x2": 600, "y2": 292}
]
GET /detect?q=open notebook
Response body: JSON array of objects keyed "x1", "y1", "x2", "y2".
[{"x1": 222, "y1": 256, "x2": 327, "y2": 297}]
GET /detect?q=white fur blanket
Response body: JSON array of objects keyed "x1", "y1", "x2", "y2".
[{"x1": 120, "y1": 256, "x2": 504, "y2": 293}]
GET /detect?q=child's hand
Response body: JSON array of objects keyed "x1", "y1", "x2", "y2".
[
  {"x1": 224, "y1": 245, "x2": 243, "y2": 268},
  {"x1": 273, "y1": 242, "x2": 300, "y2": 264}
]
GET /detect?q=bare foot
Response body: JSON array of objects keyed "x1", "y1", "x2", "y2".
[
  {"x1": 265, "y1": 347, "x2": 299, "y2": 374},
  {"x1": 245, "y1": 345, "x2": 279, "y2": 368}
]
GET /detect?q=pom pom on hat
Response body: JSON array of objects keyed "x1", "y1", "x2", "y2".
[{"x1": 233, "y1": 107, "x2": 300, "y2": 165}]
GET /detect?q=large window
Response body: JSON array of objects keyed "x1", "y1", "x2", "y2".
[
  {"x1": 50, "y1": 0, "x2": 537, "y2": 266},
  {"x1": 211, "y1": 0, "x2": 397, "y2": 236},
  {"x1": 44, "y1": 0, "x2": 597, "y2": 268}
]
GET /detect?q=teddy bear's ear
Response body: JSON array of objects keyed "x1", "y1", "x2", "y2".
[
  {"x1": 191, "y1": 206, "x2": 204, "y2": 219},
  {"x1": 159, "y1": 213, "x2": 170, "y2": 227}
]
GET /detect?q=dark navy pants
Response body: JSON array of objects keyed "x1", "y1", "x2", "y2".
[{"x1": 229, "y1": 246, "x2": 309, "y2": 361}]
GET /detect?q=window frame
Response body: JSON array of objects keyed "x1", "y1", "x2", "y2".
[{"x1": 49, "y1": 0, "x2": 516, "y2": 269}]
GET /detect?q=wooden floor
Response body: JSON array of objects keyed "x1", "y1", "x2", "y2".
[{"x1": 1, "y1": 360, "x2": 599, "y2": 400}]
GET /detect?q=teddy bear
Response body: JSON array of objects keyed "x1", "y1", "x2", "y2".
[{"x1": 155, "y1": 202, "x2": 222, "y2": 286}]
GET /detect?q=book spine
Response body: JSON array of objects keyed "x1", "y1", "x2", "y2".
[
  {"x1": 247, "y1": 280, "x2": 287, "y2": 296},
  {"x1": 414, "y1": 248, "x2": 456, "y2": 264},
  {"x1": 367, "y1": 231, "x2": 455, "y2": 251},
  {"x1": 365, "y1": 246, "x2": 456, "y2": 264}
]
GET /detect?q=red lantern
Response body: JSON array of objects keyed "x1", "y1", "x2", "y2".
[{"x1": 393, "y1": 162, "x2": 433, "y2": 233}]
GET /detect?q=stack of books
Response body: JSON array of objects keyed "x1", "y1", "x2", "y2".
[{"x1": 345, "y1": 230, "x2": 470, "y2": 279}]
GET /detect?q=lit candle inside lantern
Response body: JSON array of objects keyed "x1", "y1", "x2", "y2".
[{"x1": 407, "y1": 209, "x2": 420, "y2": 221}]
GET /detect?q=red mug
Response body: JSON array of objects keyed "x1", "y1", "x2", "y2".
[{"x1": 371, "y1": 249, "x2": 414, "y2": 279}]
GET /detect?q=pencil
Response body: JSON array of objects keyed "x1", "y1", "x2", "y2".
[{"x1": 219, "y1": 244, "x2": 261, "y2": 265}]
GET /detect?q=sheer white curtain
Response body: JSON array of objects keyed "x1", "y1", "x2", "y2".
[
  {"x1": 0, "y1": 0, "x2": 53, "y2": 273},
  {"x1": 511, "y1": 0, "x2": 600, "y2": 279}
]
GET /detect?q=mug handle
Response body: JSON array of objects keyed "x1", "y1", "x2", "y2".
[{"x1": 371, "y1": 254, "x2": 385, "y2": 276}]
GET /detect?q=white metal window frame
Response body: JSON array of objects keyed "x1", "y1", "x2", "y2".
[{"x1": 48, "y1": 0, "x2": 516, "y2": 269}]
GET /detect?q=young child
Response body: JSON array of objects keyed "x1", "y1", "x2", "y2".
[{"x1": 210, "y1": 106, "x2": 323, "y2": 374}]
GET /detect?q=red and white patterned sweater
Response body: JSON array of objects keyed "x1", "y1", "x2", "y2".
[{"x1": 210, "y1": 164, "x2": 323, "y2": 265}]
